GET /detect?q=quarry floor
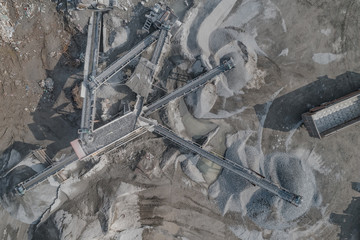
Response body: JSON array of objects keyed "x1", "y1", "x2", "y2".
[{"x1": 0, "y1": 0, "x2": 360, "y2": 240}]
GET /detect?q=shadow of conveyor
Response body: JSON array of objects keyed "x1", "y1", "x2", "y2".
[
  {"x1": 27, "y1": 3, "x2": 151, "y2": 158},
  {"x1": 27, "y1": 17, "x2": 88, "y2": 159},
  {"x1": 330, "y1": 182, "x2": 360, "y2": 240},
  {"x1": 254, "y1": 72, "x2": 360, "y2": 132},
  {"x1": 0, "y1": 13, "x2": 88, "y2": 196}
]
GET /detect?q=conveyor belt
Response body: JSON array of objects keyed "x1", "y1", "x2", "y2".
[{"x1": 149, "y1": 122, "x2": 302, "y2": 206}]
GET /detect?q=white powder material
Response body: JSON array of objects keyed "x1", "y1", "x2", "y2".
[{"x1": 312, "y1": 53, "x2": 343, "y2": 65}]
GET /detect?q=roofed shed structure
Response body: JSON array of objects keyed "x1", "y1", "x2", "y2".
[{"x1": 302, "y1": 90, "x2": 360, "y2": 138}]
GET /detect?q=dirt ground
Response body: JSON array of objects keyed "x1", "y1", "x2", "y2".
[
  {"x1": 1, "y1": 0, "x2": 360, "y2": 239},
  {"x1": 30, "y1": 135, "x2": 242, "y2": 240},
  {"x1": 0, "y1": 0, "x2": 87, "y2": 159}
]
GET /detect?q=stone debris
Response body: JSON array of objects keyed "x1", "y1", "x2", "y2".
[
  {"x1": 39, "y1": 78, "x2": 54, "y2": 93},
  {"x1": 0, "y1": 2, "x2": 14, "y2": 43}
]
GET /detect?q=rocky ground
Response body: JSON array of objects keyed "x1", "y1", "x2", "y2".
[{"x1": 0, "y1": 0, "x2": 360, "y2": 239}]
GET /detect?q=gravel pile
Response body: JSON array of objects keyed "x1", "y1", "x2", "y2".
[
  {"x1": 209, "y1": 133, "x2": 319, "y2": 229},
  {"x1": 246, "y1": 152, "x2": 318, "y2": 229}
]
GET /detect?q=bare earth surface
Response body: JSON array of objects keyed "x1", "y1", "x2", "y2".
[{"x1": 0, "y1": 0, "x2": 360, "y2": 239}]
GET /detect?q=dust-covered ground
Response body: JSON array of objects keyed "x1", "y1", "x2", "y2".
[{"x1": 1, "y1": 0, "x2": 360, "y2": 239}]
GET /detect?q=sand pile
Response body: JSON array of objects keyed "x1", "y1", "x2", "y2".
[
  {"x1": 0, "y1": 149, "x2": 55, "y2": 224},
  {"x1": 175, "y1": 0, "x2": 289, "y2": 119},
  {"x1": 246, "y1": 152, "x2": 318, "y2": 229},
  {"x1": 1, "y1": 182, "x2": 59, "y2": 224},
  {"x1": 178, "y1": 0, "x2": 271, "y2": 96},
  {"x1": 209, "y1": 131, "x2": 319, "y2": 230},
  {"x1": 178, "y1": 154, "x2": 206, "y2": 183},
  {"x1": 170, "y1": 0, "x2": 325, "y2": 231},
  {"x1": 33, "y1": 182, "x2": 145, "y2": 240},
  {"x1": 0, "y1": 149, "x2": 23, "y2": 177},
  {"x1": 103, "y1": 14, "x2": 129, "y2": 53}
]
